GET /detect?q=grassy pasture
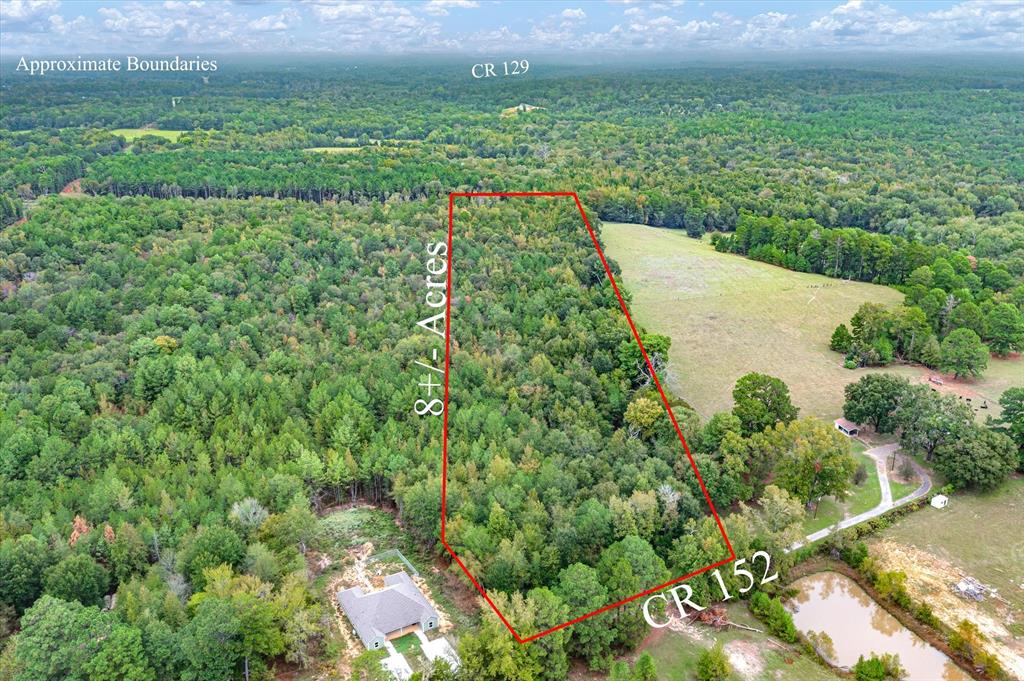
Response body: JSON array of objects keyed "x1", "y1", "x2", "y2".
[
  {"x1": 111, "y1": 128, "x2": 185, "y2": 141},
  {"x1": 602, "y1": 223, "x2": 1020, "y2": 420}
]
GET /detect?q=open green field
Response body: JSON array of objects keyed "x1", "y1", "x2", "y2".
[
  {"x1": 111, "y1": 128, "x2": 185, "y2": 141},
  {"x1": 640, "y1": 602, "x2": 842, "y2": 681},
  {"x1": 603, "y1": 223, "x2": 1021, "y2": 420}
]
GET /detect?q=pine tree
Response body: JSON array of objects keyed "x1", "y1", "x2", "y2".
[{"x1": 830, "y1": 323, "x2": 854, "y2": 353}]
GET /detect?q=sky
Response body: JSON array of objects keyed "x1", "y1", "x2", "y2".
[{"x1": 0, "y1": 0, "x2": 1021, "y2": 56}]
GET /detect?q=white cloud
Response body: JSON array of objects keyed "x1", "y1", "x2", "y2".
[
  {"x1": 0, "y1": 0, "x2": 59, "y2": 31},
  {"x1": 247, "y1": 7, "x2": 299, "y2": 31},
  {"x1": 808, "y1": 0, "x2": 923, "y2": 43},
  {"x1": 422, "y1": 0, "x2": 479, "y2": 16},
  {"x1": 926, "y1": 0, "x2": 1023, "y2": 44},
  {"x1": 0, "y1": 0, "x2": 58, "y2": 22},
  {"x1": 0, "y1": 0, "x2": 1020, "y2": 55}
]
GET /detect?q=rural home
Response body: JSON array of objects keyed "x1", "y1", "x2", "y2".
[
  {"x1": 931, "y1": 494, "x2": 949, "y2": 509},
  {"x1": 337, "y1": 571, "x2": 439, "y2": 650},
  {"x1": 833, "y1": 418, "x2": 860, "y2": 437}
]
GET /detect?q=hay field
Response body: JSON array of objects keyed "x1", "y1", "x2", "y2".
[{"x1": 602, "y1": 222, "x2": 912, "y2": 419}]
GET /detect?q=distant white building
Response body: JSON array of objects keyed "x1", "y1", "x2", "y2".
[{"x1": 930, "y1": 494, "x2": 949, "y2": 509}]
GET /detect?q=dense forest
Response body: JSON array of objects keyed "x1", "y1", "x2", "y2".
[
  {"x1": 0, "y1": 59, "x2": 1022, "y2": 680},
  {"x1": 0, "y1": 193, "x2": 836, "y2": 677}
]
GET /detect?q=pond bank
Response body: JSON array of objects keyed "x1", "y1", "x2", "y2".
[{"x1": 786, "y1": 559, "x2": 986, "y2": 680}]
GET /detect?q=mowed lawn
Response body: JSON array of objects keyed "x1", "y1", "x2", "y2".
[
  {"x1": 603, "y1": 223, "x2": 910, "y2": 419},
  {"x1": 803, "y1": 445, "x2": 881, "y2": 534}
]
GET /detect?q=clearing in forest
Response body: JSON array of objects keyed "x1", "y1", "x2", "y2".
[
  {"x1": 602, "y1": 223, "x2": 1022, "y2": 420},
  {"x1": 110, "y1": 128, "x2": 185, "y2": 141},
  {"x1": 632, "y1": 601, "x2": 843, "y2": 681}
]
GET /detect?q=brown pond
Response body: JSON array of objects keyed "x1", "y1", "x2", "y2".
[{"x1": 788, "y1": 572, "x2": 969, "y2": 681}]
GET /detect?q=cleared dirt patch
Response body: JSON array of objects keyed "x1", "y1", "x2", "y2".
[{"x1": 871, "y1": 539, "x2": 1023, "y2": 680}]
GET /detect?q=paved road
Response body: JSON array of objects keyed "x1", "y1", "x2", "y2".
[{"x1": 789, "y1": 442, "x2": 932, "y2": 551}]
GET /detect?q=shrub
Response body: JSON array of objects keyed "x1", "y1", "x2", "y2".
[
  {"x1": 696, "y1": 642, "x2": 731, "y2": 681},
  {"x1": 852, "y1": 653, "x2": 905, "y2": 681},
  {"x1": 750, "y1": 591, "x2": 797, "y2": 643},
  {"x1": 841, "y1": 541, "x2": 869, "y2": 569}
]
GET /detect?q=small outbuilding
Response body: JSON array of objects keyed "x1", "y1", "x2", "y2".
[
  {"x1": 930, "y1": 494, "x2": 949, "y2": 509},
  {"x1": 833, "y1": 418, "x2": 860, "y2": 437}
]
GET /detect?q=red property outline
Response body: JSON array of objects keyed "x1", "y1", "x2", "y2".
[{"x1": 441, "y1": 191, "x2": 735, "y2": 644}]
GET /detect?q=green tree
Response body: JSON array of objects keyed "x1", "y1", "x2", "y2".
[
  {"x1": 525, "y1": 588, "x2": 570, "y2": 681},
  {"x1": 624, "y1": 396, "x2": 665, "y2": 439},
  {"x1": 110, "y1": 523, "x2": 149, "y2": 586},
  {"x1": 43, "y1": 554, "x2": 111, "y2": 607},
  {"x1": 0, "y1": 534, "x2": 51, "y2": 613},
  {"x1": 995, "y1": 388, "x2": 1024, "y2": 470},
  {"x1": 918, "y1": 334, "x2": 942, "y2": 367},
  {"x1": 609, "y1": 661, "x2": 631, "y2": 681},
  {"x1": 830, "y1": 323, "x2": 854, "y2": 353},
  {"x1": 554, "y1": 563, "x2": 615, "y2": 670},
  {"x1": 985, "y1": 303, "x2": 1024, "y2": 356},
  {"x1": 596, "y1": 536, "x2": 669, "y2": 647},
  {"x1": 852, "y1": 653, "x2": 905, "y2": 681},
  {"x1": 731, "y1": 373, "x2": 799, "y2": 436},
  {"x1": 631, "y1": 652, "x2": 657, "y2": 681},
  {"x1": 82, "y1": 624, "x2": 157, "y2": 681},
  {"x1": 619, "y1": 334, "x2": 671, "y2": 384},
  {"x1": 178, "y1": 598, "x2": 243, "y2": 681},
  {"x1": 750, "y1": 592, "x2": 797, "y2": 643},
  {"x1": 948, "y1": 301, "x2": 985, "y2": 337},
  {"x1": 843, "y1": 374, "x2": 910, "y2": 433},
  {"x1": 934, "y1": 427, "x2": 1018, "y2": 490},
  {"x1": 458, "y1": 609, "x2": 537, "y2": 681},
  {"x1": 769, "y1": 419, "x2": 857, "y2": 506},
  {"x1": 179, "y1": 526, "x2": 245, "y2": 591},
  {"x1": 10, "y1": 595, "x2": 113, "y2": 680},
  {"x1": 938, "y1": 328, "x2": 989, "y2": 378},
  {"x1": 894, "y1": 385, "x2": 973, "y2": 461},
  {"x1": 696, "y1": 642, "x2": 731, "y2": 681},
  {"x1": 259, "y1": 503, "x2": 319, "y2": 554}
]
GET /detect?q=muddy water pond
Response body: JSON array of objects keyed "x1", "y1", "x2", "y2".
[{"x1": 788, "y1": 572, "x2": 969, "y2": 681}]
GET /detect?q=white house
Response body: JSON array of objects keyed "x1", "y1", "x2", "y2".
[{"x1": 930, "y1": 494, "x2": 949, "y2": 509}]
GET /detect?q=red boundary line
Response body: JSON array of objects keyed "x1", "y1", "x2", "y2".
[{"x1": 442, "y1": 191, "x2": 735, "y2": 644}]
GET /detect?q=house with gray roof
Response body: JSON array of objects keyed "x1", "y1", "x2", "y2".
[{"x1": 337, "y1": 571, "x2": 440, "y2": 650}]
